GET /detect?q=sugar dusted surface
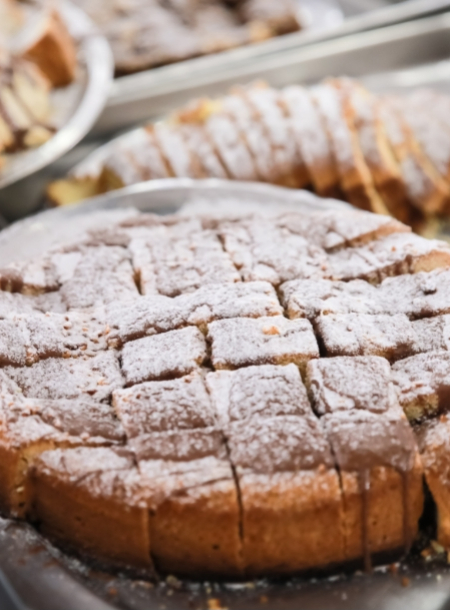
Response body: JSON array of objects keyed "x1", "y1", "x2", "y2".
[
  {"x1": 0, "y1": 203, "x2": 447, "y2": 577},
  {"x1": 208, "y1": 316, "x2": 319, "y2": 370}
]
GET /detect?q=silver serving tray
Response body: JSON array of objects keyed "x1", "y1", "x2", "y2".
[
  {"x1": 0, "y1": 1, "x2": 114, "y2": 221},
  {"x1": 0, "y1": 180, "x2": 448, "y2": 610},
  {"x1": 96, "y1": 0, "x2": 450, "y2": 135},
  {"x1": 67, "y1": 12, "x2": 450, "y2": 190}
]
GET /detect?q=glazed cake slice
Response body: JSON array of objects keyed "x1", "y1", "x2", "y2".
[
  {"x1": 30, "y1": 447, "x2": 151, "y2": 570},
  {"x1": 207, "y1": 316, "x2": 319, "y2": 372},
  {"x1": 392, "y1": 351, "x2": 450, "y2": 421},
  {"x1": 281, "y1": 85, "x2": 341, "y2": 197},
  {"x1": 306, "y1": 357, "x2": 423, "y2": 565}
]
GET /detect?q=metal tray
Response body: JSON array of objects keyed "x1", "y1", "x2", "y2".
[
  {"x1": 0, "y1": 1, "x2": 114, "y2": 221},
  {"x1": 66, "y1": 12, "x2": 450, "y2": 192},
  {"x1": 96, "y1": 0, "x2": 450, "y2": 135},
  {"x1": 0, "y1": 179, "x2": 449, "y2": 610}
]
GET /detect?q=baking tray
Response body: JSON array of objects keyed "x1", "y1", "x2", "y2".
[
  {"x1": 0, "y1": 179, "x2": 449, "y2": 610},
  {"x1": 0, "y1": 0, "x2": 114, "y2": 221},
  {"x1": 64, "y1": 12, "x2": 450, "y2": 197},
  {"x1": 96, "y1": 0, "x2": 450, "y2": 135}
]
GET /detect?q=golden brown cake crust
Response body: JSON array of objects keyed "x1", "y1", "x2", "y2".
[{"x1": 0, "y1": 205, "x2": 447, "y2": 578}]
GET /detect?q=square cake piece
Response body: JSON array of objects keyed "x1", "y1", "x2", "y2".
[
  {"x1": 208, "y1": 316, "x2": 319, "y2": 372},
  {"x1": 121, "y1": 327, "x2": 207, "y2": 386},
  {"x1": 279, "y1": 278, "x2": 383, "y2": 320},
  {"x1": 218, "y1": 218, "x2": 329, "y2": 285},
  {"x1": 138, "y1": 427, "x2": 243, "y2": 578},
  {"x1": 59, "y1": 246, "x2": 139, "y2": 309},
  {"x1": 113, "y1": 372, "x2": 216, "y2": 436},
  {"x1": 206, "y1": 363, "x2": 311, "y2": 426},
  {"x1": 329, "y1": 233, "x2": 450, "y2": 284},
  {"x1": 323, "y1": 411, "x2": 423, "y2": 563},
  {"x1": 0, "y1": 371, "x2": 124, "y2": 518},
  {"x1": 411, "y1": 315, "x2": 450, "y2": 354},
  {"x1": 4, "y1": 351, "x2": 123, "y2": 402},
  {"x1": 306, "y1": 356, "x2": 423, "y2": 564},
  {"x1": 226, "y1": 415, "x2": 347, "y2": 574},
  {"x1": 306, "y1": 356, "x2": 397, "y2": 416},
  {"x1": 415, "y1": 417, "x2": 450, "y2": 550},
  {"x1": 31, "y1": 447, "x2": 151, "y2": 571},
  {"x1": 378, "y1": 269, "x2": 450, "y2": 319},
  {"x1": 128, "y1": 219, "x2": 240, "y2": 297},
  {"x1": 316, "y1": 313, "x2": 416, "y2": 361},
  {"x1": 392, "y1": 351, "x2": 450, "y2": 421}
]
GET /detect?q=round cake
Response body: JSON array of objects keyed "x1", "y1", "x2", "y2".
[{"x1": 1, "y1": 202, "x2": 450, "y2": 578}]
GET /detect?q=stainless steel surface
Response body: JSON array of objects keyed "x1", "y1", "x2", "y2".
[
  {"x1": 0, "y1": 1, "x2": 114, "y2": 221},
  {"x1": 96, "y1": 0, "x2": 450, "y2": 134},
  {"x1": 68, "y1": 13, "x2": 450, "y2": 187},
  {"x1": 0, "y1": 182, "x2": 448, "y2": 610}
]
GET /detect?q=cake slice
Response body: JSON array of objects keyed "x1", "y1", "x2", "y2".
[
  {"x1": 4, "y1": 350, "x2": 123, "y2": 403},
  {"x1": 106, "y1": 280, "x2": 282, "y2": 346},
  {"x1": 329, "y1": 232, "x2": 450, "y2": 284},
  {"x1": 392, "y1": 351, "x2": 450, "y2": 421},
  {"x1": 221, "y1": 92, "x2": 280, "y2": 183},
  {"x1": 226, "y1": 415, "x2": 347, "y2": 574},
  {"x1": 279, "y1": 278, "x2": 383, "y2": 320},
  {"x1": 113, "y1": 372, "x2": 216, "y2": 436},
  {"x1": 243, "y1": 86, "x2": 309, "y2": 187},
  {"x1": 219, "y1": 217, "x2": 329, "y2": 285},
  {"x1": 178, "y1": 122, "x2": 228, "y2": 178},
  {"x1": 342, "y1": 79, "x2": 411, "y2": 223},
  {"x1": 316, "y1": 313, "x2": 416, "y2": 361},
  {"x1": 206, "y1": 363, "x2": 311, "y2": 426},
  {"x1": 16, "y1": 9, "x2": 77, "y2": 87},
  {"x1": 281, "y1": 85, "x2": 341, "y2": 197},
  {"x1": 0, "y1": 371, "x2": 124, "y2": 517},
  {"x1": 121, "y1": 326, "x2": 207, "y2": 386},
  {"x1": 415, "y1": 417, "x2": 450, "y2": 549},
  {"x1": 306, "y1": 357, "x2": 423, "y2": 565},
  {"x1": 311, "y1": 82, "x2": 388, "y2": 215},
  {"x1": 30, "y1": 447, "x2": 151, "y2": 570},
  {"x1": 138, "y1": 429, "x2": 243, "y2": 578},
  {"x1": 128, "y1": 219, "x2": 240, "y2": 297},
  {"x1": 207, "y1": 316, "x2": 319, "y2": 372},
  {"x1": 379, "y1": 96, "x2": 450, "y2": 215}
]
